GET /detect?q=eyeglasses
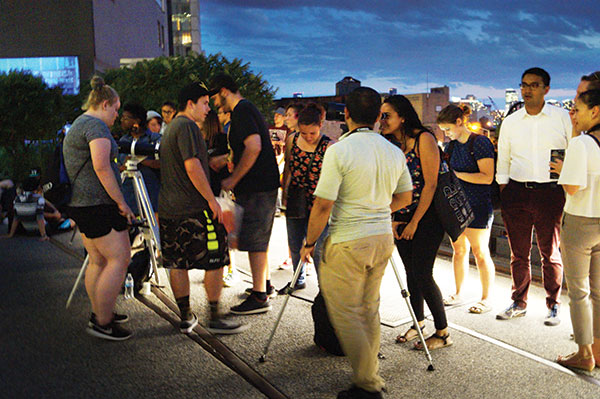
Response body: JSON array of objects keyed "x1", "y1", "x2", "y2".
[
  {"x1": 380, "y1": 112, "x2": 390, "y2": 120},
  {"x1": 519, "y1": 82, "x2": 544, "y2": 89},
  {"x1": 161, "y1": 109, "x2": 175, "y2": 115}
]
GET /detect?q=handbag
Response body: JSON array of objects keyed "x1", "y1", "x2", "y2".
[
  {"x1": 285, "y1": 136, "x2": 323, "y2": 219},
  {"x1": 433, "y1": 155, "x2": 475, "y2": 242}
]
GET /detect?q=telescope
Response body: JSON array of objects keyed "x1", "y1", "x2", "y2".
[{"x1": 118, "y1": 139, "x2": 160, "y2": 159}]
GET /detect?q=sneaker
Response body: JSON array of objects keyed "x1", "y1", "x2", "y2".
[
  {"x1": 230, "y1": 294, "x2": 272, "y2": 315},
  {"x1": 180, "y1": 313, "x2": 198, "y2": 333},
  {"x1": 544, "y1": 305, "x2": 561, "y2": 326},
  {"x1": 86, "y1": 320, "x2": 132, "y2": 341},
  {"x1": 277, "y1": 281, "x2": 307, "y2": 295},
  {"x1": 88, "y1": 312, "x2": 129, "y2": 328},
  {"x1": 278, "y1": 258, "x2": 293, "y2": 270},
  {"x1": 206, "y1": 317, "x2": 249, "y2": 335},
  {"x1": 244, "y1": 285, "x2": 277, "y2": 298},
  {"x1": 223, "y1": 270, "x2": 238, "y2": 287},
  {"x1": 337, "y1": 385, "x2": 383, "y2": 399},
  {"x1": 496, "y1": 302, "x2": 527, "y2": 320}
]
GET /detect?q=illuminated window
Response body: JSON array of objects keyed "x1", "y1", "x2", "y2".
[{"x1": 0, "y1": 56, "x2": 80, "y2": 95}]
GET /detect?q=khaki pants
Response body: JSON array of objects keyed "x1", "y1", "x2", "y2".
[
  {"x1": 320, "y1": 234, "x2": 394, "y2": 392},
  {"x1": 560, "y1": 213, "x2": 600, "y2": 345}
]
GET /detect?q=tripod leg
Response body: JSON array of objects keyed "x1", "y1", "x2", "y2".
[
  {"x1": 389, "y1": 251, "x2": 435, "y2": 371},
  {"x1": 259, "y1": 260, "x2": 306, "y2": 363},
  {"x1": 131, "y1": 173, "x2": 162, "y2": 286},
  {"x1": 66, "y1": 255, "x2": 89, "y2": 309}
]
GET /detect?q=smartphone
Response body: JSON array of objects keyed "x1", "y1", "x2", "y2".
[{"x1": 550, "y1": 149, "x2": 565, "y2": 179}]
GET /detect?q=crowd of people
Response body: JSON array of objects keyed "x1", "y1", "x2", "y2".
[{"x1": 3, "y1": 66, "x2": 600, "y2": 398}]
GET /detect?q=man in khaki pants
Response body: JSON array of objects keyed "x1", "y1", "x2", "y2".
[{"x1": 301, "y1": 87, "x2": 412, "y2": 399}]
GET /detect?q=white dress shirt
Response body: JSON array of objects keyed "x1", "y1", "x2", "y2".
[
  {"x1": 496, "y1": 103, "x2": 571, "y2": 184},
  {"x1": 559, "y1": 134, "x2": 600, "y2": 217}
]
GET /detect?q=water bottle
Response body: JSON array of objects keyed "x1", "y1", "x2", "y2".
[{"x1": 124, "y1": 273, "x2": 134, "y2": 299}]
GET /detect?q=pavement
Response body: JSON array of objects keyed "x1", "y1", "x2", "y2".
[{"x1": 1, "y1": 216, "x2": 600, "y2": 399}]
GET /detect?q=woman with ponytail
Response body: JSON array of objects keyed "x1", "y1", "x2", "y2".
[
  {"x1": 63, "y1": 76, "x2": 134, "y2": 341},
  {"x1": 554, "y1": 89, "x2": 600, "y2": 371},
  {"x1": 437, "y1": 104, "x2": 496, "y2": 314}
]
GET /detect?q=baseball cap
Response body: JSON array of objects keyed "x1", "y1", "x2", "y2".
[
  {"x1": 209, "y1": 73, "x2": 239, "y2": 96},
  {"x1": 146, "y1": 110, "x2": 162, "y2": 121},
  {"x1": 274, "y1": 107, "x2": 286, "y2": 116},
  {"x1": 178, "y1": 82, "x2": 216, "y2": 110}
]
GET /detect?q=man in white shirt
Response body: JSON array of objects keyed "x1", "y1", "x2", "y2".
[
  {"x1": 496, "y1": 67, "x2": 572, "y2": 326},
  {"x1": 300, "y1": 87, "x2": 413, "y2": 399}
]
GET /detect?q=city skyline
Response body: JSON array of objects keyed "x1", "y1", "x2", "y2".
[{"x1": 200, "y1": 1, "x2": 600, "y2": 107}]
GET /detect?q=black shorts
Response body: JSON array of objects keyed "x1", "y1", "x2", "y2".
[
  {"x1": 159, "y1": 210, "x2": 229, "y2": 270},
  {"x1": 67, "y1": 204, "x2": 127, "y2": 239}
]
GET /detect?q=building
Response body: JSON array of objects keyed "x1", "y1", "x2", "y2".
[
  {"x1": 169, "y1": 0, "x2": 202, "y2": 56},
  {"x1": 505, "y1": 88, "x2": 519, "y2": 114},
  {"x1": 0, "y1": 0, "x2": 171, "y2": 93},
  {"x1": 336, "y1": 76, "x2": 361, "y2": 96}
]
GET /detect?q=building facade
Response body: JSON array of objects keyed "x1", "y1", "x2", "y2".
[{"x1": 0, "y1": 0, "x2": 170, "y2": 91}]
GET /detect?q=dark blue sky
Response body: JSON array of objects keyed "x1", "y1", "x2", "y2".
[{"x1": 200, "y1": 1, "x2": 600, "y2": 106}]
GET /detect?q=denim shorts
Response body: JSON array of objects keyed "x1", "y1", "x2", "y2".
[{"x1": 235, "y1": 189, "x2": 277, "y2": 252}]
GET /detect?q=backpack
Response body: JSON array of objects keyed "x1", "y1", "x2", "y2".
[
  {"x1": 446, "y1": 133, "x2": 501, "y2": 210},
  {"x1": 311, "y1": 292, "x2": 344, "y2": 356},
  {"x1": 127, "y1": 229, "x2": 151, "y2": 292}
]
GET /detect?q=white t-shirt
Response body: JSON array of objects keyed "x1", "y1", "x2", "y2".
[
  {"x1": 558, "y1": 134, "x2": 600, "y2": 217},
  {"x1": 314, "y1": 129, "x2": 413, "y2": 244}
]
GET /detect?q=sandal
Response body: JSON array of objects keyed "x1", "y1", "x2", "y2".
[
  {"x1": 556, "y1": 352, "x2": 595, "y2": 372},
  {"x1": 443, "y1": 294, "x2": 463, "y2": 306},
  {"x1": 414, "y1": 333, "x2": 453, "y2": 351},
  {"x1": 469, "y1": 300, "x2": 492, "y2": 314},
  {"x1": 395, "y1": 324, "x2": 425, "y2": 343}
]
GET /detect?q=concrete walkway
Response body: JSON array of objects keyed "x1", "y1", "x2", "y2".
[{"x1": 1, "y1": 217, "x2": 599, "y2": 398}]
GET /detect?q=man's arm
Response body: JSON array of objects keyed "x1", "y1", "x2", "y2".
[
  {"x1": 222, "y1": 134, "x2": 261, "y2": 191},
  {"x1": 300, "y1": 196, "x2": 334, "y2": 262},
  {"x1": 184, "y1": 157, "x2": 222, "y2": 223},
  {"x1": 495, "y1": 123, "x2": 510, "y2": 190},
  {"x1": 390, "y1": 190, "x2": 412, "y2": 213}
]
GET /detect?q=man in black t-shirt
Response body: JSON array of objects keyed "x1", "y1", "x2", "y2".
[
  {"x1": 210, "y1": 74, "x2": 280, "y2": 315},
  {"x1": 159, "y1": 82, "x2": 245, "y2": 335}
]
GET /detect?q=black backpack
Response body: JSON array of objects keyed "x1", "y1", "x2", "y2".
[
  {"x1": 446, "y1": 133, "x2": 501, "y2": 210},
  {"x1": 311, "y1": 292, "x2": 344, "y2": 356}
]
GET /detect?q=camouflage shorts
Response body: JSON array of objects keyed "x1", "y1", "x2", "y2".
[{"x1": 159, "y1": 210, "x2": 229, "y2": 270}]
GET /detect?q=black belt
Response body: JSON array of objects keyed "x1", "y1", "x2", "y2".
[{"x1": 511, "y1": 180, "x2": 558, "y2": 189}]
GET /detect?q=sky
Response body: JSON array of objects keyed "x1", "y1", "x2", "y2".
[{"x1": 200, "y1": 0, "x2": 600, "y2": 108}]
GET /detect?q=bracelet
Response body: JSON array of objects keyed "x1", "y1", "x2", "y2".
[{"x1": 304, "y1": 241, "x2": 316, "y2": 248}]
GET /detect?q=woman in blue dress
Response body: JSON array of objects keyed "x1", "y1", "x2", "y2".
[{"x1": 437, "y1": 104, "x2": 496, "y2": 314}]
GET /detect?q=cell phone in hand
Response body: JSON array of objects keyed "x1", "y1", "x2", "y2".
[{"x1": 550, "y1": 149, "x2": 565, "y2": 179}]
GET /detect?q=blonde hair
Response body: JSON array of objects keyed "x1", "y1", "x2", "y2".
[{"x1": 82, "y1": 76, "x2": 119, "y2": 110}]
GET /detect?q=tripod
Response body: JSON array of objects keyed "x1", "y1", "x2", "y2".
[
  {"x1": 66, "y1": 156, "x2": 162, "y2": 308},
  {"x1": 259, "y1": 248, "x2": 435, "y2": 371}
]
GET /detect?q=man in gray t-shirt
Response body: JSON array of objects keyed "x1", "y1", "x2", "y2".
[{"x1": 158, "y1": 82, "x2": 244, "y2": 335}]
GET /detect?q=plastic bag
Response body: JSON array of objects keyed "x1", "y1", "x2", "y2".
[{"x1": 216, "y1": 190, "x2": 244, "y2": 248}]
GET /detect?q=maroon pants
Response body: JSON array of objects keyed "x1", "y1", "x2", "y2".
[{"x1": 500, "y1": 180, "x2": 564, "y2": 309}]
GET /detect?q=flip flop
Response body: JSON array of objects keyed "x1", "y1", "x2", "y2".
[
  {"x1": 443, "y1": 294, "x2": 463, "y2": 306},
  {"x1": 395, "y1": 324, "x2": 425, "y2": 343},
  {"x1": 414, "y1": 333, "x2": 453, "y2": 351},
  {"x1": 469, "y1": 300, "x2": 492, "y2": 314}
]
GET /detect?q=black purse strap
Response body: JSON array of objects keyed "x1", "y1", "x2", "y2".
[
  {"x1": 71, "y1": 156, "x2": 90, "y2": 186},
  {"x1": 587, "y1": 129, "x2": 600, "y2": 149},
  {"x1": 300, "y1": 135, "x2": 324, "y2": 187}
]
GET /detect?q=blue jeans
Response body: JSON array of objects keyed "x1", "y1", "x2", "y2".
[{"x1": 286, "y1": 216, "x2": 328, "y2": 285}]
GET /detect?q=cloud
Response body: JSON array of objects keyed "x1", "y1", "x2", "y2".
[{"x1": 200, "y1": 2, "x2": 599, "y2": 101}]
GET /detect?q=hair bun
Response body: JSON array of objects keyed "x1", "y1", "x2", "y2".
[
  {"x1": 458, "y1": 103, "x2": 472, "y2": 117},
  {"x1": 90, "y1": 76, "x2": 105, "y2": 91}
]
